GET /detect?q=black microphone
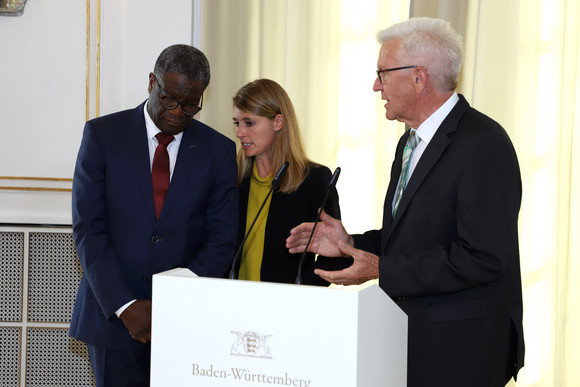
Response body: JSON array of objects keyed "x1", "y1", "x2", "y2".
[
  {"x1": 295, "y1": 167, "x2": 341, "y2": 285},
  {"x1": 229, "y1": 161, "x2": 289, "y2": 279}
]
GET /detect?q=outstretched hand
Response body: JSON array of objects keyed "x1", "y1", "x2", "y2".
[
  {"x1": 120, "y1": 299, "x2": 152, "y2": 343},
  {"x1": 286, "y1": 210, "x2": 352, "y2": 257},
  {"x1": 314, "y1": 240, "x2": 380, "y2": 286}
]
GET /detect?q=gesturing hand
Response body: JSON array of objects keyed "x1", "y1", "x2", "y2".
[
  {"x1": 314, "y1": 240, "x2": 379, "y2": 286},
  {"x1": 286, "y1": 210, "x2": 352, "y2": 257}
]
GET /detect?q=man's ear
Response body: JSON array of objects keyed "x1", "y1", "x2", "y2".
[
  {"x1": 413, "y1": 66, "x2": 429, "y2": 94},
  {"x1": 148, "y1": 72, "x2": 156, "y2": 94}
]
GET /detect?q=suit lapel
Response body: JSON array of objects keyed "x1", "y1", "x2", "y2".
[
  {"x1": 126, "y1": 102, "x2": 157, "y2": 223},
  {"x1": 238, "y1": 178, "x2": 250, "y2": 242},
  {"x1": 381, "y1": 135, "x2": 406, "y2": 235},
  {"x1": 382, "y1": 95, "x2": 470, "y2": 252},
  {"x1": 157, "y1": 120, "x2": 200, "y2": 222},
  {"x1": 239, "y1": 167, "x2": 282, "y2": 252},
  {"x1": 264, "y1": 187, "x2": 283, "y2": 251}
]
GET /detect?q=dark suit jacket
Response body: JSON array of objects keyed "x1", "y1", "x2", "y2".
[
  {"x1": 237, "y1": 163, "x2": 347, "y2": 285},
  {"x1": 69, "y1": 102, "x2": 238, "y2": 349},
  {"x1": 353, "y1": 95, "x2": 524, "y2": 386}
]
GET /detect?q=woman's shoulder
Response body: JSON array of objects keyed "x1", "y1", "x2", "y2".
[
  {"x1": 302, "y1": 162, "x2": 333, "y2": 187},
  {"x1": 306, "y1": 162, "x2": 332, "y2": 177}
]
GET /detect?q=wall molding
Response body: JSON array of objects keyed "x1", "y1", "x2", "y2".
[
  {"x1": 86, "y1": 0, "x2": 101, "y2": 121},
  {"x1": 0, "y1": 177, "x2": 73, "y2": 192}
]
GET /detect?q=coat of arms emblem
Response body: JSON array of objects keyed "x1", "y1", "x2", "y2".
[{"x1": 230, "y1": 330, "x2": 272, "y2": 358}]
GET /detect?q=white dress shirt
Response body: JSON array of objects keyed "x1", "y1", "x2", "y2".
[
  {"x1": 115, "y1": 101, "x2": 185, "y2": 318},
  {"x1": 392, "y1": 92, "x2": 460, "y2": 213},
  {"x1": 144, "y1": 101, "x2": 184, "y2": 180}
]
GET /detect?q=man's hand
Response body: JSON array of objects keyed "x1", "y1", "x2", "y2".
[
  {"x1": 286, "y1": 210, "x2": 352, "y2": 257},
  {"x1": 119, "y1": 299, "x2": 152, "y2": 343},
  {"x1": 314, "y1": 240, "x2": 379, "y2": 285}
]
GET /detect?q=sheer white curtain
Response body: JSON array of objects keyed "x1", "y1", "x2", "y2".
[
  {"x1": 200, "y1": 0, "x2": 410, "y2": 232},
  {"x1": 415, "y1": 0, "x2": 580, "y2": 385},
  {"x1": 201, "y1": 0, "x2": 580, "y2": 385}
]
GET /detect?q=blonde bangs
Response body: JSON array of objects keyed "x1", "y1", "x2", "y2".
[{"x1": 234, "y1": 79, "x2": 312, "y2": 193}]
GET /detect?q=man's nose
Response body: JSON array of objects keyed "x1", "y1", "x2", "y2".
[{"x1": 373, "y1": 77, "x2": 383, "y2": 92}]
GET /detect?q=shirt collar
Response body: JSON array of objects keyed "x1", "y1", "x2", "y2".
[
  {"x1": 251, "y1": 162, "x2": 274, "y2": 185},
  {"x1": 414, "y1": 92, "x2": 459, "y2": 144}
]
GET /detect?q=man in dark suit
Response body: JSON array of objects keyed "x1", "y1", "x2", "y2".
[
  {"x1": 287, "y1": 18, "x2": 524, "y2": 386},
  {"x1": 70, "y1": 44, "x2": 238, "y2": 387}
]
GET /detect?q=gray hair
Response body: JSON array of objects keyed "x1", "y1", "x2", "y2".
[
  {"x1": 377, "y1": 17, "x2": 463, "y2": 92},
  {"x1": 153, "y1": 44, "x2": 211, "y2": 86}
]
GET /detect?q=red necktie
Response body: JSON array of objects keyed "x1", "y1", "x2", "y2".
[{"x1": 152, "y1": 132, "x2": 174, "y2": 219}]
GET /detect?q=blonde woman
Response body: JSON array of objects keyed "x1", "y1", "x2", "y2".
[{"x1": 232, "y1": 78, "x2": 347, "y2": 284}]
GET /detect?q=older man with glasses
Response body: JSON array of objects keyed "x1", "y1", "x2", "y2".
[{"x1": 288, "y1": 17, "x2": 524, "y2": 387}]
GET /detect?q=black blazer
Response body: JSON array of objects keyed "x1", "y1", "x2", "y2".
[
  {"x1": 237, "y1": 163, "x2": 347, "y2": 285},
  {"x1": 354, "y1": 95, "x2": 524, "y2": 386}
]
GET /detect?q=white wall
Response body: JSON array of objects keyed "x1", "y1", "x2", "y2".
[{"x1": 0, "y1": 0, "x2": 198, "y2": 224}]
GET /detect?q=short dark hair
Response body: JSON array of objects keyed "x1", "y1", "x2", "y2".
[{"x1": 153, "y1": 44, "x2": 210, "y2": 86}]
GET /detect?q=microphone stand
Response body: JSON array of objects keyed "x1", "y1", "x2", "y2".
[
  {"x1": 295, "y1": 167, "x2": 341, "y2": 285},
  {"x1": 229, "y1": 162, "x2": 289, "y2": 280}
]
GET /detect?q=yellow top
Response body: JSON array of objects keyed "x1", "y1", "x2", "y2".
[{"x1": 238, "y1": 163, "x2": 273, "y2": 281}]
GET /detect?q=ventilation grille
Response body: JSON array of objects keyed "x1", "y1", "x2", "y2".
[
  {"x1": 0, "y1": 232, "x2": 24, "y2": 322},
  {"x1": 0, "y1": 327, "x2": 21, "y2": 387},
  {"x1": 0, "y1": 228, "x2": 94, "y2": 386},
  {"x1": 28, "y1": 232, "x2": 82, "y2": 323},
  {"x1": 26, "y1": 328, "x2": 94, "y2": 387}
]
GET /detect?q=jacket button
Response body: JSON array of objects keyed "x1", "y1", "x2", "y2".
[
  {"x1": 141, "y1": 277, "x2": 148, "y2": 282},
  {"x1": 151, "y1": 236, "x2": 159, "y2": 243}
]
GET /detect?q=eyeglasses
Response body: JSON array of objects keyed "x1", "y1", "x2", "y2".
[
  {"x1": 376, "y1": 65, "x2": 418, "y2": 83},
  {"x1": 153, "y1": 74, "x2": 203, "y2": 116}
]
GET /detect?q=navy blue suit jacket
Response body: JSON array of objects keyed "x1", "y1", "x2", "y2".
[
  {"x1": 353, "y1": 95, "x2": 524, "y2": 386},
  {"x1": 69, "y1": 102, "x2": 238, "y2": 349}
]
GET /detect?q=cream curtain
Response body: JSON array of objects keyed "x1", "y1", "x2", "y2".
[
  {"x1": 201, "y1": 0, "x2": 580, "y2": 385},
  {"x1": 414, "y1": 0, "x2": 580, "y2": 385},
  {"x1": 201, "y1": 0, "x2": 410, "y2": 233}
]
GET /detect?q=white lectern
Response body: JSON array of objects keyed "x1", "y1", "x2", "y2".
[{"x1": 151, "y1": 268, "x2": 407, "y2": 387}]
